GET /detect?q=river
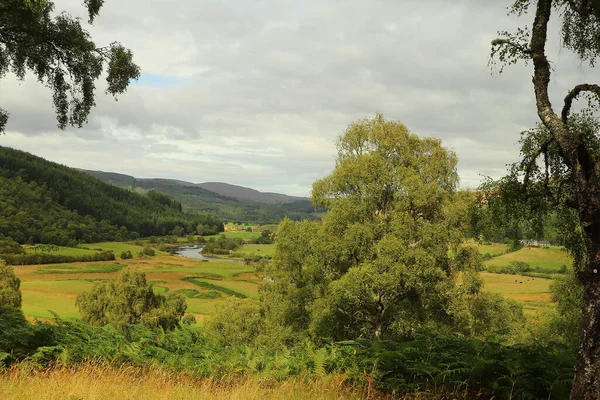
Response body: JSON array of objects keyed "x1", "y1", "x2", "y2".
[{"x1": 167, "y1": 244, "x2": 241, "y2": 262}]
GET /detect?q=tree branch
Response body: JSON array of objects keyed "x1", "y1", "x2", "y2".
[
  {"x1": 491, "y1": 38, "x2": 532, "y2": 56},
  {"x1": 522, "y1": 137, "x2": 554, "y2": 189},
  {"x1": 562, "y1": 83, "x2": 600, "y2": 122}
]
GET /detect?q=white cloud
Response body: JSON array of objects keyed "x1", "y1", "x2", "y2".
[{"x1": 1, "y1": 0, "x2": 596, "y2": 195}]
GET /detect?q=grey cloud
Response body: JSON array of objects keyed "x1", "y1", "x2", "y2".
[{"x1": 1, "y1": 0, "x2": 596, "y2": 195}]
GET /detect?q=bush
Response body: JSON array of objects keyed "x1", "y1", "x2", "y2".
[
  {"x1": 76, "y1": 268, "x2": 186, "y2": 330},
  {"x1": 142, "y1": 246, "x2": 155, "y2": 257},
  {"x1": 0, "y1": 261, "x2": 21, "y2": 308},
  {"x1": 120, "y1": 250, "x2": 133, "y2": 260}
]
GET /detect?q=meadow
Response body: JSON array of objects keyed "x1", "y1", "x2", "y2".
[
  {"x1": 14, "y1": 254, "x2": 261, "y2": 323},
  {"x1": 11, "y1": 236, "x2": 564, "y2": 323},
  {"x1": 484, "y1": 246, "x2": 572, "y2": 272}
]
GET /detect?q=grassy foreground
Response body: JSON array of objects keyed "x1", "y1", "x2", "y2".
[{"x1": 0, "y1": 365, "x2": 373, "y2": 400}]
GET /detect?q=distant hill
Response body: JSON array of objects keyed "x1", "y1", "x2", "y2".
[
  {"x1": 0, "y1": 147, "x2": 223, "y2": 245},
  {"x1": 80, "y1": 170, "x2": 320, "y2": 224},
  {"x1": 197, "y1": 182, "x2": 304, "y2": 204}
]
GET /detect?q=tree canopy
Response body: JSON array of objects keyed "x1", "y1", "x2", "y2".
[
  {"x1": 0, "y1": 0, "x2": 140, "y2": 133},
  {"x1": 76, "y1": 268, "x2": 187, "y2": 331},
  {"x1": 0, "y1": 260, "x2": 21, "y2": 308},
  {"x1": 257, "y1": 114, "x2": 520, "y2": 344}
]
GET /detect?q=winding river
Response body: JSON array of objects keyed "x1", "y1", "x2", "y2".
[{"x1": 168, "y1": 245, "x2": 241, "y2": 262}]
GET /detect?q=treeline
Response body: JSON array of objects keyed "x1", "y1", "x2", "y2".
[
  {"x1": 2, "y1": 250, "x2": 115, "y2": 265},
  {"x1": 0, "y1": 146, "x2": 224, "y2": 244}
]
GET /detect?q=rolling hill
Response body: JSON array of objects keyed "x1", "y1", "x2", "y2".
[
  {"x1": 0, "y1": 146, "x2": 223, "y2": 245},
  {"x1": 81, "y1": 170, "x2": 320, "y2": 224}
]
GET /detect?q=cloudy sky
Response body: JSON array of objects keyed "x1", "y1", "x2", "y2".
[{"x1": 1, "y1": 0, "x2": 595, "y2": 196}]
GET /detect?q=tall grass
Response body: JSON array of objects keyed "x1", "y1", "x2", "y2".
[{"x1": 0, "y1": 364, "x2": 370, "y2": 400}]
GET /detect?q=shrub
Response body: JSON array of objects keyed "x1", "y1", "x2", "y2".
[
  {"x1": 142, "y1": 246, "x2": 155, "y2": 257},
  {"x1": 120, "y1": 250, "x2": 133, "y2": 260},
  {"x1": 76, "y1": 268, "x2": 186, "y2": 330},
  {"x1": 0, "y1": 260, "x2": 21, "y2": 308}
]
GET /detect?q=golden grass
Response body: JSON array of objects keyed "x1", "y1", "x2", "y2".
[{"x1": 0, "y1": 364, "x2": 374, "y2": 400}]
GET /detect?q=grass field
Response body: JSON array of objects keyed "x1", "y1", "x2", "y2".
[
  {"x1": 24, "y1": 245, "x2": 98, "y2": 257},
  {"x1": 480, "y1": 272, "x2": 553, "y2": 314},
  {"x1": 13, "y1": 237, "x2": 560, "y2": 323},
  {"x1": 204, "y1": 231, "x2": 261, "y2": 241},
  {"x1": 236, "y1": 243, "x2": 276, "y2": 257},
  {"x1": 484, "y1": 246, "x2": 572, "y2": 272},
  {"x1": 81, "y1": 241, "x2": 156, "y2": 255},
  {"x1": 0, "y1": 364, "x2": 368, "y2": 400},
  {"x1": 13, "y1": 255, "x2": 260, "y2": 322},
  {"x1": 476, "y1": 242, "x2": 509, "y2": 257}
]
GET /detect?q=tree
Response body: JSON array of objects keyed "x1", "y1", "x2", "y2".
[
  {"x1": 491, "y1": 1, "x2": 600, "y2": 396},
  {"x1": 76, "y1": 268, "x2": 186, "y2": 330},
  {"x1": 0, "y1": 260, "x2": 21, "y2": 308},
  {"x1": 262, "y1": 114, "x2": 501, "y2": 343},
  {"x1": 0, "y1": 0, "x2": 140, "y2": 133}
]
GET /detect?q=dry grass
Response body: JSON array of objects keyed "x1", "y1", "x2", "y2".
[{"x1": 0, "y1": 364, "x2": 376, "y2": 400}]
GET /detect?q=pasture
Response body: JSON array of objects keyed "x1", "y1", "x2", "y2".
[
  {"x1": 480, "y1": 272, "x2": 553, "y2": 314},
  {"x1": 235, "y1": 243, "x2": 276, "y2": 257},
  {"x1": 13, "y1": 238, "x2": 559, "y2": 323},
  {"x1": 204, "y1": 231, "x2": 261, "y2": 241},
  {"x1": 484, "y1": 246, "x2": 572, "y2": 272},
  {"x1": 14, "y1": 255, "x2": 260, "y2": 323}
]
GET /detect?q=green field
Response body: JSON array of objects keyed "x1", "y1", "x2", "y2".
[
  {"x1": 25, "y1": 245, "x2": 98, "y2": 257},
  {"x1": 80, "y1": 241, "x2": 155, "y2": 255},
  {"x1": 476, "y1": 242, "x2": 509, "y2": 257},
  {"x1": 203, "y1": 231, "x2": 261, "y2": 241},
  {"x1": 235, "y1": 243, "x2": 276, "y2": 257},
  {"x1": 480, "y1": 272, "x2": 553, "y2": 314},
  {"x1": 484, "y1": 246, "x2": 572, "y2": 272},
  {"x1": 36, "y1": 263, "x2": 126, "y2": 274},
  {"x1": 13, "y1": 238, "x2": 560, "y2": 323},
  {"x1": 14, "y1": 254, "x2": 261, "y2": 322}
]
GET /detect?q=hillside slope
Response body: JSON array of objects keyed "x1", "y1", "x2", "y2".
[
  {"x1": 0, "y1": 147, "x2": 223, "y2": 243},
  {"x1": 197, "y1": 182, "x2": 304, "y2": 204},
  {"x1": 81, "y1": 170, "x2": 319, "y2": 224}
]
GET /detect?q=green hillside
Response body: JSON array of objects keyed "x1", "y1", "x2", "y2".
[
  {"x1": 83, "y1": 170, "x2": 320, "y2": 224},
  {"x1": 0, "y1": 147, "x2": 223, "y2": 245}
]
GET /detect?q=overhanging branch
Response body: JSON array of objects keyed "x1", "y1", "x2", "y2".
[
  {"x1": 522, "y1": 137, "x2": 554, "y2": 190},
  {"x1": 562, "y1": 83, "x2": 600, "y2": 122},
  {"x1": 491, "y1": 38, "x2": 532, "y2": 56}
]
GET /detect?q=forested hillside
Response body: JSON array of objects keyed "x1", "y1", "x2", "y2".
[
  {"x1": 83, "y1": 169, "x2": 320, "y2": 223},
  {"x1": 0, "y1": 147, "x2": 223, "y2": 244}
]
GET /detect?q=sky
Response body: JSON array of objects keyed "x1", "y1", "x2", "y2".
[{"x1": 0, "y1": 0, "x2": 596, "y2": 196}]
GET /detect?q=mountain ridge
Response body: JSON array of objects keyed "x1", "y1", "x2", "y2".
[{"x1": 80, "y1": 169, "x2": 307, "y2": 204}]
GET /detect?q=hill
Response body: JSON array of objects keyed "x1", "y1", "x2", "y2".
[
  {"x1": 0, "y1": 147, "x2": 223, "y2": 245},
  {"x1": 81, "y1": 170, "x2": 319, "y2": 224},
  {"x1": 196, "y1": 182, "x2": 304, "y2": 204}
]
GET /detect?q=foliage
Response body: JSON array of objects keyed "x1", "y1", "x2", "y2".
[
  {"x1": 76, "y1": 268, "x2": 187, "y2": 330},
  {"x1": 0, "y1": 260, "x2": 21, "y2": 308},
  {"x1": 0, "y1": 311, "x2": 576, "y2": 399},
  {"x1": 120, "y1": 250, "x2": 133, "y2": 260},
  {"x1": 0, "y1": 147, "x2": 224, "y2": 243},
  {"x1": 262, "y1": 114, "x2": 517, "y2": 343},
  {"x1": 182, "y1": 277, "x2": 247, "y2": 298},
  {"x1": 201, "y1": 235, "x2": 243, "y2": 255},
  {"x1": 0, "y1": 0, "x2": 140, "y2": 133},
  {"x1": 205, "y1": 298, "x2": 264, "y2": 347},
  {"x1": 2, "y1": 250, "x2": 115, "y2": 265}
]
